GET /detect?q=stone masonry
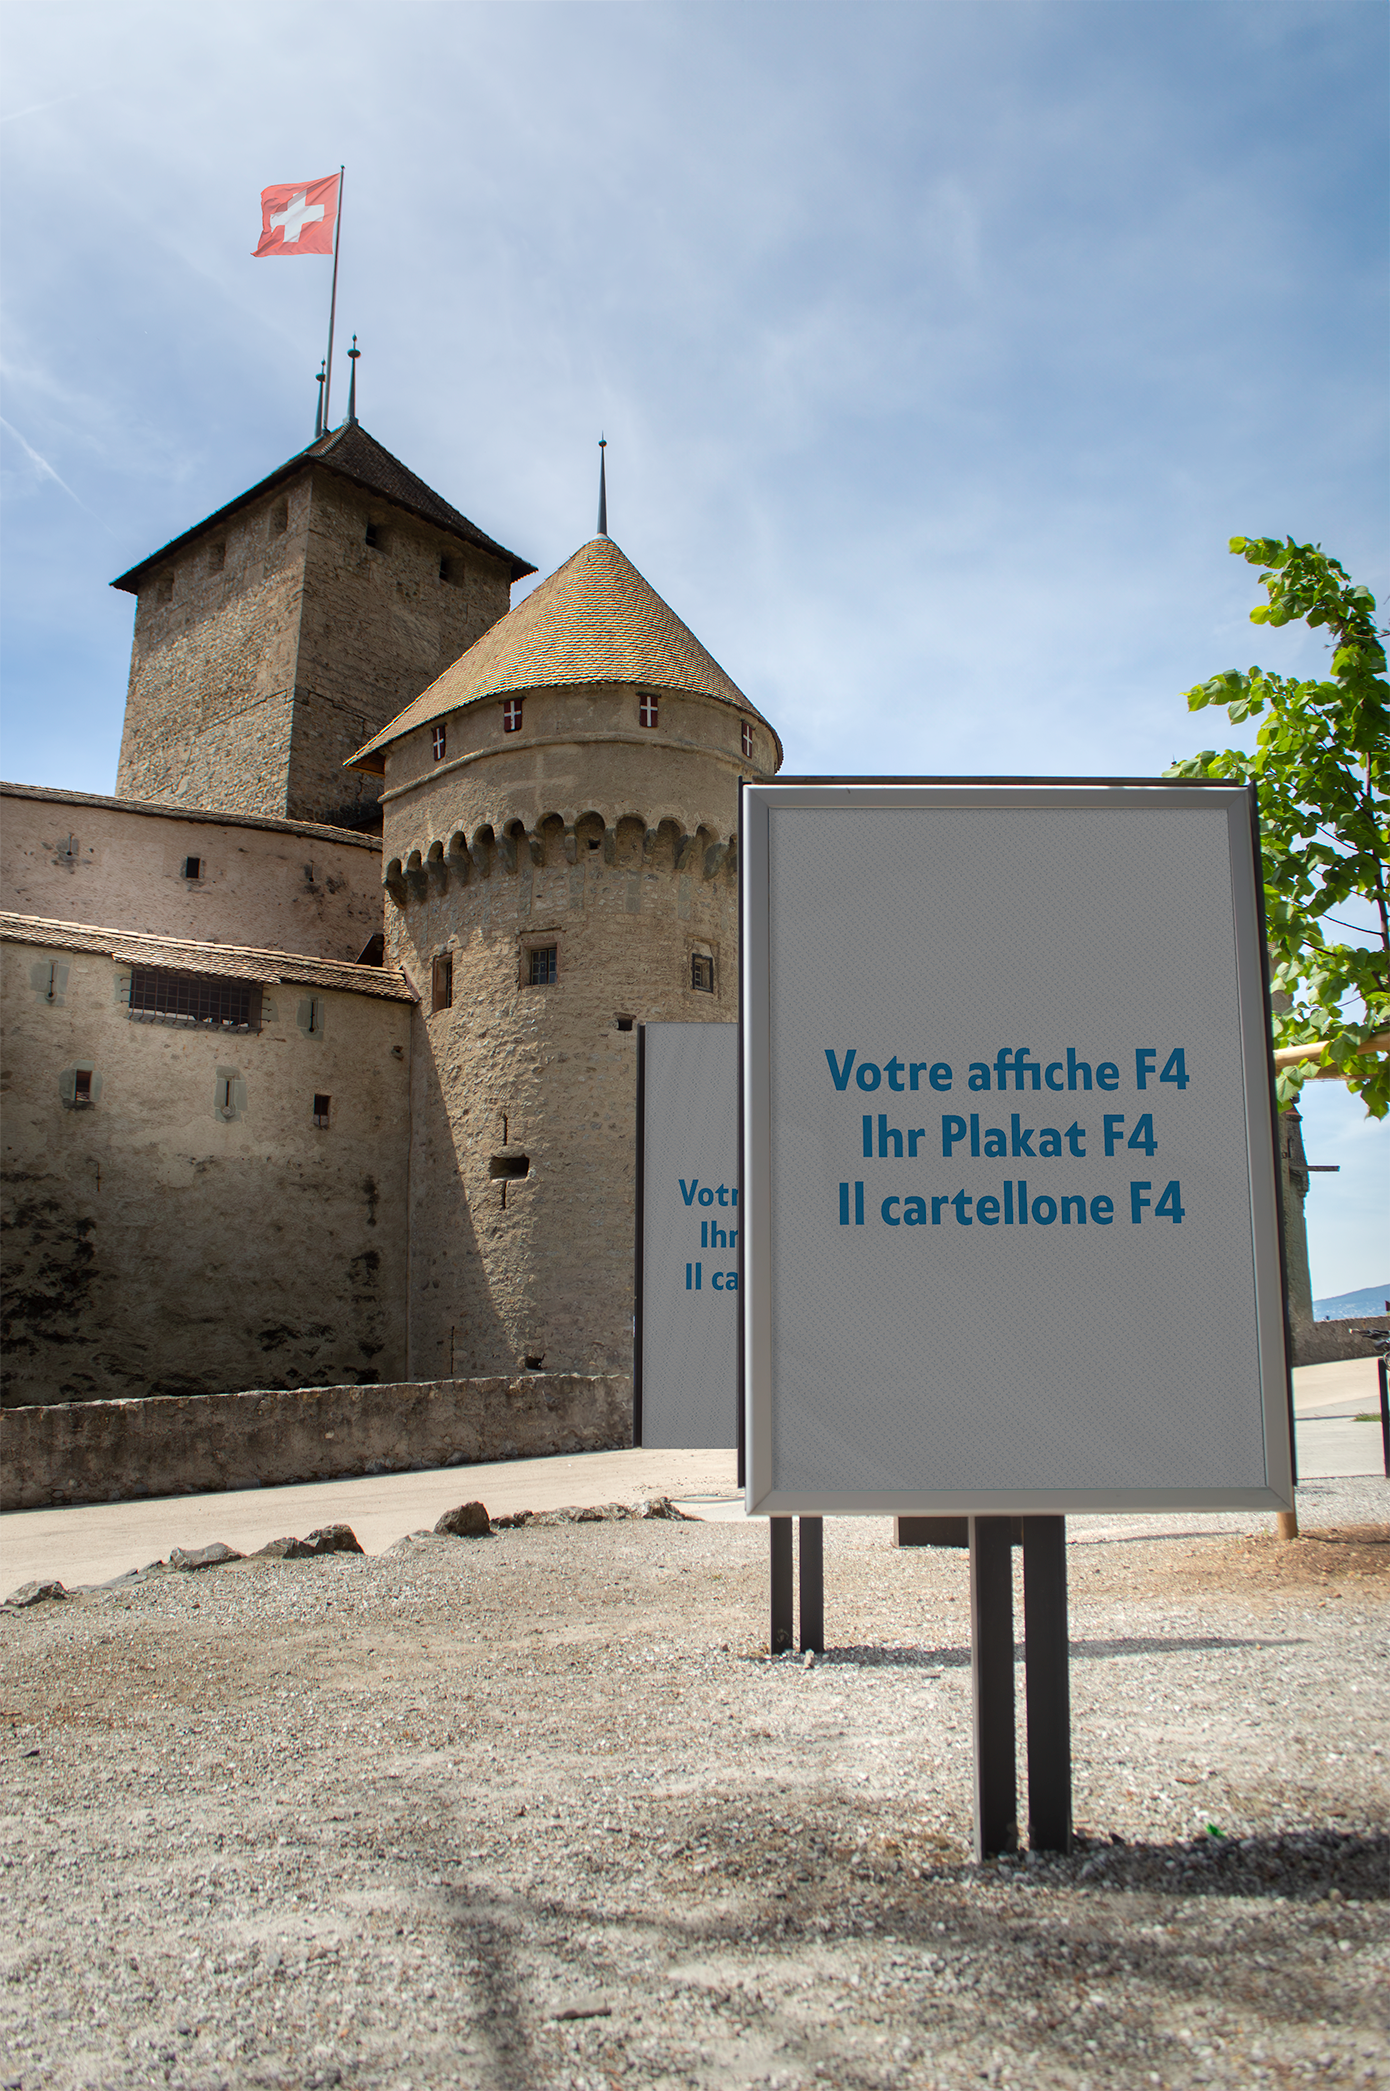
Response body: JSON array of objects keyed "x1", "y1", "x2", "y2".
[{"x1": 113, "y1": 423, "x2": 530, "y2": 832}]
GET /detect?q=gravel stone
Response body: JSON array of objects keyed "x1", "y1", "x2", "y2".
[{"x1": 1, "y1": 1480, "x2": 1386, "y2": 2090}]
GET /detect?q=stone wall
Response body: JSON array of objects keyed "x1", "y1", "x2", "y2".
[
  {"x1": 0, "y1": 786, "x2": 384, "y2": 964},
  {"x1": 0, "y1": 1372, "x2": 632, "y2": 1510},
  {"x1": 379, "y1": 682, "x2": 760, "y2": 1382},
  {"x1": 1292, "y1": 1315, "x2": 1389, "y2": 1368},
  {"x1": 1, "y1": 942, "x2": 411, "y2": 1406},
  {"x1": 113, "y1": 464, "x2": 513, "y2": 832}
]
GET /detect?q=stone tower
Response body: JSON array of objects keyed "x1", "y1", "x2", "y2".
[
  {"x1": 348, "y1": 533, "x2": 783, "y2": 1378},
  {"x1": 112, "y1": 420, "x2": 534, "y2": 831}
]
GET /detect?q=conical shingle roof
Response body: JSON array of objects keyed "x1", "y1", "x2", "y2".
[{"x1": 348, "y1": 536, "x2": 775, "y2": 771}]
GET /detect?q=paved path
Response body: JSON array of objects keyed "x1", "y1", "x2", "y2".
[
  {"x1": 0, "y1": 1447, "x2": 739, "y2": 1595},
  {"x1": 3, "y1": 1358, "x2": 1386, "y2": 1596}
]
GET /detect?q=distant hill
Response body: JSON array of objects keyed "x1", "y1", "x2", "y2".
[{"x1": 1312, "y1": 1284, "x2": 1390, "y2": 1321}]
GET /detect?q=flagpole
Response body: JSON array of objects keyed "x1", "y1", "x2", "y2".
[{"x1": 322, "y1": 165, "x2": 345, "y2": 430}]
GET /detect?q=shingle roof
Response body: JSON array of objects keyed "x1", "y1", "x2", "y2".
[
  {"x1": 110, "y1": 422, "x2": 535, "y2": 593},
  {"x1": 0, "y1": 913, "x2": 417, "y2": 1003},
  {"x1": 348, "y1": 535, "x2": 778, "y2": 771},
  {"x1": 1, "y1": 781, "x2": 382, "y2": 850}
]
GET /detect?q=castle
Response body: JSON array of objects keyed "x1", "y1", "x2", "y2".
[{"x1": 1, "y1": 411, "x2": 779, "y2": 1410}]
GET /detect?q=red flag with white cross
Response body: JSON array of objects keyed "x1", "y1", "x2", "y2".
[{"x1": 252, "y1": 175, "x2": 340, "y2": 257}]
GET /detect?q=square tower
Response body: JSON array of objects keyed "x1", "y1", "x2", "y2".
[{"x1": 112, "y1": 422, "x2": 534, "y2": 831}]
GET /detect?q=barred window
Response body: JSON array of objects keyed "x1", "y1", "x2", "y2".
[
  {"x1": 691, "y1": 953, "x2": 715, "y2": 994},
  {"x1": 741, "y1": 720, "x2": 754, "y2": 760},
  {"x1": 528, "y1": 945, "x2": 557, "y2": 986},
  {"x1": 128, "y1": 966, "x2": 261, "y2": 1031},
  {"x1": 432, "y1": 723, "x2": 447, "y2": 761},
  {"x1": 638, "y1": 692, "x2": 658, "y2": 729},
  {"x1": 502, "y1": 697, "x2": 523, "y2": 733}
]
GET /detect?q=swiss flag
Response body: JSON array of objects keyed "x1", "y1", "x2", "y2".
[{"x1": 252, "y1": 175, "x2": 339, "y2": 257}]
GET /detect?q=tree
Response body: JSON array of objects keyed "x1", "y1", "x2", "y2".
[{"x1": 1168, "y1": 536, "x2": 1389, "y2": 1116}]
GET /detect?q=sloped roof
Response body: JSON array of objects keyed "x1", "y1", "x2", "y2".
[
  {"x1": 0, "y1": 913, "x2": 417, "y2": 1003},
  {"x1": 1, "y1": 780, "x2": 381, "y2": 851},
  {"x1": 111, "y1": 421, "x2": 535, "y2": 593},
  {"x1": 349, "y1": 535, "x2": 775, "y2": 771}
]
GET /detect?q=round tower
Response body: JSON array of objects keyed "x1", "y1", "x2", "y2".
[{"x1": 349, "y1": 534, "x2": 782, "y2": 1379}]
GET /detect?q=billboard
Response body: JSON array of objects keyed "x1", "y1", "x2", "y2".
[
  {"x1": 635, "y1": 1022, "x2": 740, "y2": 1449},
  {"x1": 741, "y1": 782, "x2": 1293, "y2": 1514}
]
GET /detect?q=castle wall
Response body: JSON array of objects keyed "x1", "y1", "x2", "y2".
[
  {"x1": 379, "y1": 686, "x2": 756, "y2": 1379},
  {"x1": 1, "y1": 940, "x2": 410, "y2": 1406},
  {"x1": 114, "y1": 477, "x2": 309, "y2": 817},
  {"x1": 113, "y1": 466, "x2": 514, "y2": 831},
  {"x1": 0, "y1": 787, "x2": 385, "y2": 963}
]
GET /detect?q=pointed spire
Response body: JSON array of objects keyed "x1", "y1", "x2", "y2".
[
  {"x1": 314, "y1": 361, "x2": 327, "y2": 440},
  {"x1": 597, "y1": 435, "x2": 608, "y2": 537},
  {"x1": 346, "y1": 335, "x2": 360, "y2": 425}
]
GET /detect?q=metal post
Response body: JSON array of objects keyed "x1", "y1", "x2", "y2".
[
  {"x1": 770, "y1": 1518, "x2": 794, "y2": 1653},
  {"x1": 1378, "y1": 1355, "x2": 1389, "y2": 1479},
  {"x1": 1022, "y1": 1516, "x2": 1072, "y2": 1853},
  {"x1": 798, "y1": 1517, "x2": 824, "y2": 1653},
  {"x1": 969, "y1": 1515, "x2": 1017, "y2": 1859}
]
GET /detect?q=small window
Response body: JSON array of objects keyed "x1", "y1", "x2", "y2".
[
  {"x1": 270, "y1": 502, "x2": 288, "y2": 536},
  {"x1": 691, "y1": 953, "x2": 715, "y2": 994},
  {"x1": 312, "y1": 1094, "x2": 331, "y2": 1128},
  {"x1": 615, "y1": 1015, "x2": 634, "y2": 1032},
  {"x1": 502, "y1": 697, "x2": 523, "y2": 734},
  {"x1": 439, "y1": 555, "x2": 460, "y2": 583},
  {"x1": 524, "y1": 1353, "x2": 545, "y2": 1370},
  {"x1": 208, "y1": 542, "x2": 226, "y2": 573},
  {"x1": 432, "y1": 952, "x2": 453, "y2": 1012},
  {"x1": 741, "y1": 720, "x2": 754, "y2": 760},
  {"x1": 183, "y1": 856, "x2": 201, "y2": 881},
  {"x1": 638, "y1": 692, "x2": 658, "y2": 729},
  {"x1": 156, "y1": 575, "x2": 174, "y2": 603},
  {"x1": 587, "y1": 835, "x2": 600, "y2": 852},
  {"x1": 489, "y1": 1154, "x2": 530, "y2": 1179},
  {"x1": 364, "y1": 520, "x2": 381, "y2": 549},
  {"x1": 73, "y1": 1069, "x2": 93, "y2": 1106},
  {"x1": 528, "y1": 946, "x2": 557, "y2": 986},
  {"x1": 432, "y1": 723, "x2": 447, "y2": 762},
  {"x1": 129, "y1": 967, "x2": 260, "y2": 1031}
]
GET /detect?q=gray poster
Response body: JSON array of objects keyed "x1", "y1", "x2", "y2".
[
  {"x1": 742, "y1": 784, "x2": 1293, "y2": 1514},
  {"x1": 637, "y1": 1022, "x2": 740, "y2": 1450}
]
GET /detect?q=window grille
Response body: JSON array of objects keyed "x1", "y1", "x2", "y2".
[
  {"x1": 312, "y1": 1094, "x2": 331, "y2": 1128},
  {"x1": 502, "y1": 697, "x2": 523, "y2": 733},
  {"x1": 528, "y1": 946, "x2": 557, "y2": 986},
  {"x1": 638, "y1": 693, "x2": 658, "y2": 729},
  {"x1": 432, "y1": 952, "x2": 453, "y2": 1011},
  {"x1": 691, "y1": 953, "x2": 715, "y2": 994},
  {"x1": 128, "y1": 966, "x2": 261, "y2": 1031},
  {"x1": 432, "y1": 723, "x2": 447, "y2": 761},
  {"x1": 741, "y1": 720, "x2": 754, "y2": 759}
]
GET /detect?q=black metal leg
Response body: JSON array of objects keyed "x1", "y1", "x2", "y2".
[
  {"x1": 799, "y1": 1516, "x2": 824, "y2": 1653},
  {"x1": 1378, "y1": 1356, "x2": 1389, "y2": 1479},
  {"x1": 1023, "y1": 1516, "x2": 1072, "y2": 1854},
  {"x1": 969, "y1": 1515, "x2": 1018, "y2": 1859},
  {"x1": 770, "y1": 1518, "x2": 794, "y2": 1653}
]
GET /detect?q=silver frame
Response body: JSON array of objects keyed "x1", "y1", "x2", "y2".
[{"x1": 741, "y1": 780, "x2": 1295, "y2": 1516}]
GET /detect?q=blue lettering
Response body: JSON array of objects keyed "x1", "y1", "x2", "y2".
[
  {"x1": 825, "y1": 1048, "x2": 857, "y2": 1091},
  {"x1": 679, "y1": 1178, "x2": 699, "y2": 1206}
]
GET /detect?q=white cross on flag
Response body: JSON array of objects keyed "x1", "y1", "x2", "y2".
[{"x1": 253, "y1": 174, "x2": 339, "y2": 257}]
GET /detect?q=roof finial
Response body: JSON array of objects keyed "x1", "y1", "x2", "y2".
[
  {"x1": 597, "y1": 434, "x2": 608, "y2": 537},
  {"x1": 314, "y1": 360, "x2": 327, "y2": 439},
  {"x1": 346, "y1": 335, "x2": 360, "y2": 425}
]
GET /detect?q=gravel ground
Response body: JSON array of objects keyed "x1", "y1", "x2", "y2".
[{"x1": 2, "y1": 1479, "x2": 1387, "y2": 2091}]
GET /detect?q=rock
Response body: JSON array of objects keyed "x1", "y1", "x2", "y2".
[
  {"x1": 4, "y1": 1580, "x2": 68, "y2": 1608},
  {"x1": 554, "y1": 1996, "x2": 611, "y2": 2021},
  {"x1": 255, "y1": 1525, "x2": 363, "y2": 1559},
  {"x1": 434, "y1": 1501, "x2": 491, "y2": 1538},
  {"x1": 492, "y1": 1496, "x2": 691, "y2": 1529},
  {"x1": 168, "y1": 1542, "x2": 242, "y2": 1571}
]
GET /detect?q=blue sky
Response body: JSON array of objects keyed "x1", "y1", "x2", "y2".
[{"x1": 2, "y1": 1, "x2": 1385, "y2": 1293}]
